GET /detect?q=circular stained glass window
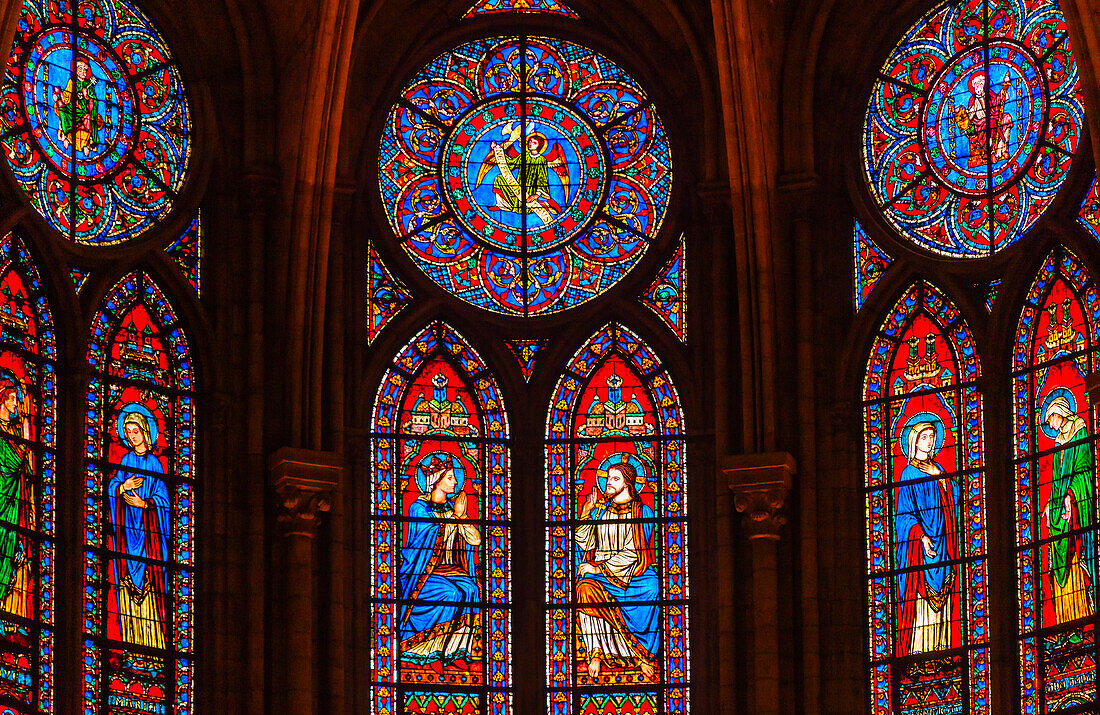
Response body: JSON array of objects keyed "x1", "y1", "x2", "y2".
[
  {"x1": 1, "y1": 0, "x2": 191, "y2": 245},
  {"x1": 862, "y1": 0, "x2": 1082, "y2": 258},
  {"x1": 379, "y1": 36, "x2": 672, "y2": 316}
]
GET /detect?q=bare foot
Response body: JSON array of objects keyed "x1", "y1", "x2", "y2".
[
  {"x1": 639, "y1": 659, "x2": 655, "y2": 679},
  {"x1": 587, "y1": 655, "x2": 601, "y2": 680}
]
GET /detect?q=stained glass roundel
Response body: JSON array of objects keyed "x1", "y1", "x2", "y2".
[
  {"x1": 2, "y1": 0, "x2": 192, "y2": 245},
  {"x1": 380, "y1": 36, "x2": 672, "y2": 316},
  {"x1": 862, "y1": 0, "x2": 1082, "y2": 258}
]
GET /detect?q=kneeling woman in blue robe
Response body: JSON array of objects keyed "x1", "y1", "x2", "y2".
[{"x1": 399, "y1": 458, "x2": 481, "y2": 671}]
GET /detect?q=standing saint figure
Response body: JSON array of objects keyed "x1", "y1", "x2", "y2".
[
  {"x1": 399, "y1": 456, "x2": 481, "y2": 673},
  {"x1": 575, "y1": 461, "x2": 659, "y2": 681},
  {"x1": 895, "y1": 420, "x2": 960, "y2": 656},
  {"x1": 953, "y1": 72, "x2": 1013, "y2": 168},
  {"x1": 0, "y1": 379, "x2": 33, "y2": 618},
  {"x1": 476, "y1": 125, "x2": 570, "y2": 224},
  {"x1": 53, "y1": 54, "x2": 99, "y2": 156},
  {"x1": 1042, "y1": 396, "x2": 1096, "y2": 624},
  {"x1": 107, "y1": 410, "x2": 169, "y2": 649}
]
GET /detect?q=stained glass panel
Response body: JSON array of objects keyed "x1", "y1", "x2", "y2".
[
  {"x1": 863, "y1": 282, "x2": 987, "y2": 715},
  {"x1": 2, "y1": 0, "x2": 192, "y2": 245},
  {"x1": 370, "y1": 322, "x2": 511, "y2": 714},
  {"x1": 1013, "y1": 247, "x2": 1100, "y2": 713},
  {"x1": 84, "y1": 272, "x2": 194, "y2": 715},
  {"x1": 854, "y1": 220, "x2": 891, "y2": 312},
  {"x1": 0, "y1": 232, "x2": 55, "y2": 715},
  {"x1": 639, "y1": 234, "x2": 685, "y2": 342},
  {"x1": 368, "y1": 241, "x2": 413, "y2": 345},
  {"x1": 70, "y1": 266, "x2": 89, "y2": 294},
  {"x1": 545, "y1": 324, "x2": 689, "y2": 714},
  {"x1": 379, "y1": 36, "x2": 671, "y2": 316},
  {"x1": 463, "y1": 0, "x2": 578, "y2": 18},
  {"x1": 165, "y1": 214, "x2": 201, "y2": 296},
  {"x1": 503, "y1": 339, "x2": 547, "y2": 382},
  {"x1": 1079, "y1": 174, "x2": 1100, "y2": 243},
  {"x1": 986, "y1": 278, "x2": 1002, "y2": 312},
  {"x1": 862, "y1": 0, "x2": 1082, "y2": 257}
]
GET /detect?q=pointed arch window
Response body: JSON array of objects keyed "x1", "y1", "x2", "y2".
[
  {"x1": 84, "y1": 272, "x2": 195, "y2": 714},
  {"x1": 862, "y1": 282, "x2": 987, "y2": 715},
  {"x1": 1013, "y1": 247, "x2": 1100, "y2": 711},
  {"x1": 369, "y1": 321, "x2": 511, "y2": 715},
  {"x1": 0, "y1": 231, "x2": 56, "y2": 714},
  {"x1": 545, "y1": 323, "x2": 689, "y2": 714}
]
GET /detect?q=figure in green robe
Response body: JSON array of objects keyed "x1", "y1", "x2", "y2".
[
  {"x1": 0, "y1": 380, "x2": 32, "y2": 617},
  {"x1": 1043, "y1": 396, "x2": 1096, "y2": 625},
  {"x1": 53, "y1": 54, "x2": 99, "y2": 156}
]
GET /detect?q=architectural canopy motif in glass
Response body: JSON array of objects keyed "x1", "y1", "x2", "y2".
[
  {"x1": 862, "y1": 0, "x2": 1082, "y2": 257},
  {"x1": 379, "y1": 36, "x2": 671, "y2": 316},
  {"x1": 2, "y1": 0, "x2": 192, "y2": 245}
]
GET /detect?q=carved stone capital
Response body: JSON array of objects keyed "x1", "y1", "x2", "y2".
[
  {"x1": 270, "y1": 448, "x2": 342, "y2": 538},
  {"x1": 724, "y1": 452, "x2": 795, "y2": 540}
]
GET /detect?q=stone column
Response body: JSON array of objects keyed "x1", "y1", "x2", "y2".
[
  {"x1": 725, "y1": 452, "x2": 795, "y2": 715},
  {"x1": 270, "y1": 448, "x2": 341, "y2": 715}
]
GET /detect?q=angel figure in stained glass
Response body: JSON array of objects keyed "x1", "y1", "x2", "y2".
[
  {"x1": 107, "y1": 407, "x2": 169, "y2": 648},
  {"x1": 575, "y1": 460, "x2": 659, "y2": 680},
  {"x1": 895, "y1": 418, "x2": 959, "y2": 656},
  {"x1": 0, "y1": 377, "x2": 33, "y2": 618},
  {"x1": 1042, "y1": 395, "x2": 1096, "y2": 625},
  {"x1": 952, "y1": 72, "x2": 1013, "y2": 168},
  {"x1": 53, "y1": 54, "x2": 100, "y2": 156},
  {"x1": 477, "y1": 123, "x2": 569, "y2": 224},
  {"x1": 399, "y1": 454, "x2": 481, "y2": 673}
]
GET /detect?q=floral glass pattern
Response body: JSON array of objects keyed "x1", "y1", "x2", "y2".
[
  {"x1": 854, "y1": 220, "x2": 891, "y2": 312},
  {"x1": 639, "y1": 234, "x2": 684, "y2": 342},
  {"x1": 862, "y1": 0, "x2": 1082, "y2": 257},
  {"x1": 2, "y1": 0, "x2": 192, "y2": 245},
  {"x1": 84, "y1": 272, "x2": 195, "y2": 714},
  {"x1": 379, "y1": 36, "x2": 671, "y2": 316},
  {"x1": 864, "y1": 282, "x2": 987, "y2": 715},
  {"x1": 462, "y1": 0, "x2": 578, "y2": 19},
  {"x1": 545, "y1": 323, "x2": 689, "y2": 714}
]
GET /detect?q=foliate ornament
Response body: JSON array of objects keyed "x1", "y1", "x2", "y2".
[{"x1": 274, "y1": 476, "x2": 336, "y2": 538}]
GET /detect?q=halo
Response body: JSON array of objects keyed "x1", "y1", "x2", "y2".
[
  {"x1": 117, "y1": 403, "x2": 158, "y2": 446},
  {"x1": 1039, "y1": 387, "x2": 1077, "y2": 439},
  {"x1": 527, "y1": 131, "x2": 548, "y2": 152},
  {"x1": 901, "y1": 412, "x2": 945, "y2": 456},
  {"x1": 0, "y1": 369, "x2": 25, "y2": 410},
  {"x1": 593, "y1": 452, "x2": 649, "y2": 494},
  {"x1": 414, "y1": 451, "x2": 465, "y2": 495}
]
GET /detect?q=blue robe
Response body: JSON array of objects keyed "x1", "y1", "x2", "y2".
[
  {"x1": 894, "y1": 462, "x2": 959, "y2": 656},
  {"x1": 398, "y1": 499, "x2": 479, "y2": 663},
  {"x1": 107, "y1": 452, "x2": 170, "y2": 598},
  {"x1": 575, "y1": 501, "x2": 660, "y2": 658}
]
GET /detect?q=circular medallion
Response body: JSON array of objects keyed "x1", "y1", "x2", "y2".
[
  {"x1": 25, "y1": 33, "x2": 136, "y2": 181},
  {"x1": 923, "y1": 41, "x2": 1044, "y2": 196},
  {"x1": 443, "y1": 97, "x2": 605, "y2": 253},
  {"x1": 862, "y1": 0, "x2": 1082, "y2": 257},
  {"x1": 2, "y1": 0, "x2": 191, "y2": 245},
  {"x1": 381, "y1": 36, "x2": 671, "y2": 316}
]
